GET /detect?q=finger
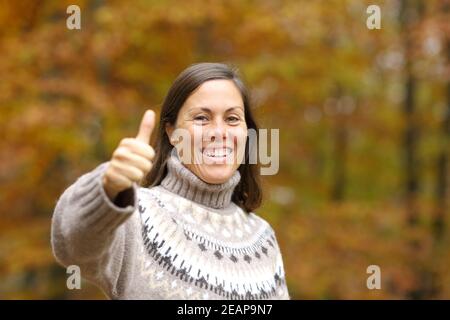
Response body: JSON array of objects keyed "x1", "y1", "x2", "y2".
[
  {"x1": 121, "y1": 138, "x2": 155, "y2": 160},
  {"x1": 136, "y1": 109, "x2": 155, "y2": 144},
  {"x1": 113, "y1": 150, "x2": 152, "y2": 173},
  {"x1": 104, "y1": 169, "x2": 133, "y2": 191},
  {"x1": 111, "y1": 160, "x2": 145, "y2": 182}
]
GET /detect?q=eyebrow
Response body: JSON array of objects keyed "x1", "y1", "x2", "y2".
[{"x1": 191, "y1": 106, "x2": 244, "y2": 113}]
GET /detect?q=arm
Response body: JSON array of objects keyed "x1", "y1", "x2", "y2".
[
  {"x1": 50, "y1": 162, "x2": 138, "y2": 294},
  {"x1": 268, "y1": 225, "x2": 291, "y2": 300}
]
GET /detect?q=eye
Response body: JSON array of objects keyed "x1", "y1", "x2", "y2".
[
  {"x1": 194, "y1": 115, "x2": 208, "y2": 122},
  {"x1": 227, "y1": 116, "x2": 240, "y2": 123}
]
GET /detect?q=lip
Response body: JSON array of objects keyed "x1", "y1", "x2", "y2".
[
  {"x1": 202, "y1": 147, "x2": 233, "y2": 156},
  {"x1": 201, "y1": 145, "x2": 234, "y2": 151},
  {"x1": 200, "y1": 146, "x2": 234, "y2": 164}
]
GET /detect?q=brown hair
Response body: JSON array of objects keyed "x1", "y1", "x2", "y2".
[{"x1": 143, "y1": 62, "x2": 262, "y2": 212}]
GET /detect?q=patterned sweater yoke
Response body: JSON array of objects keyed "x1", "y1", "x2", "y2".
[{"x1": 51, "y1": 151, "x2": 290, "y2": 300}]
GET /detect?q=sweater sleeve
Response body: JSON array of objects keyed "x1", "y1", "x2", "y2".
[
  {"x1": 276, "y1": 252, "x2": 291, "y2": 300},
  {"x1": 50, "y1": 161, "x2": 139, "y2": 295},
  {"x1": 270, "y1": 226, "x2": 291, "y2": 300}
]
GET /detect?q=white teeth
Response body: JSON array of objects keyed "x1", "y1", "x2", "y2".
[{"x1": 203, "y1": 148, "x2": 232, "y2": 157}]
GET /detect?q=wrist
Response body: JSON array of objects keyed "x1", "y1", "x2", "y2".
[{"x1": 102, "y1": 176, "x2": 119, "y2": 202}]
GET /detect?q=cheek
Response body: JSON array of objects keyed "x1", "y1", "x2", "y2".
[
  {"x1": 232, "y1": 127, "x2": 248, "y2": 149},
  {"x1": 191, "y1": 127, "x2": 204, "y2": 147}
]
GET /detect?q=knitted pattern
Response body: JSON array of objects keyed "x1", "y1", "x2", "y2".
[{"x1": 51, "y1": 151, "x2": 290, "y2": 300}]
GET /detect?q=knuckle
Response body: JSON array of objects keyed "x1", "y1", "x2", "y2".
[
  {"x1": 121, "y1": 137, "x2": 133, "y2": 144},
  {"x1": 144, "y1": 160, "x2": 152, "y2": 172},
  {"x1": 112, "y1": 148, "x2": 121, "y2": 157},
  {"x1": 114, "y1": 147, "x2": 128, "y2": 159},
  {"x1": 110, "y1": 159, "x2": 120, "y2": 169},
  {"x1": 122, "y1": 179, "x2": 132, "y2": 188},
  {"x1": 140, "y1": 145, "x2": 154, "y2": 160},
  {"x1": 127, "y1": 139, "x2": 154, "y2": 159},
  {"x1": 135, "y1": 169, "x2": 144, "y2": 181},
  {"x1": 148, "y1": 147, "x2": 155, "y2": 159}
]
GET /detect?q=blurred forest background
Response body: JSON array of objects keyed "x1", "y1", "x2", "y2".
[{"x1": 0, "y1": 0, "x2": 449, "y2": 299}]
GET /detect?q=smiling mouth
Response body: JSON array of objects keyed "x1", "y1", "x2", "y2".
[{"x1": 201, "y1": 147, "x2": 233, "y2": 158}]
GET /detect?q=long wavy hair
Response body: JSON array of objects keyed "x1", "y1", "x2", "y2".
[{"x1": 143, "y1": 62, "x2": 262, "y2": 212}]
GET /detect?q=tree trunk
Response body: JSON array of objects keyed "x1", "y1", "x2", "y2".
[
  {"x1": 400, "y1": 0, "x2": 420, "y2": 226},
  {"x1": 432, "y1": 1, "x2": 450, "y2": 242}
]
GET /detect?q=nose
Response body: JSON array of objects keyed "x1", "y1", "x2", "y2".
[{"x1": 205, "y1": 120, "x2": 228, "y2": 143}]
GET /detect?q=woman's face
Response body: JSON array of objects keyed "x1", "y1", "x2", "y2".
[{"x1": 167, "y1": 79, "x2": 248, "y2": 184}]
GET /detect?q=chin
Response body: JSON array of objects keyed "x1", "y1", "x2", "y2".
[{"x1": 196, "y1": 165, "x2": 236, "y2": 184}]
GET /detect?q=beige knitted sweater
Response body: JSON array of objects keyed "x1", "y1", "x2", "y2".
[{"x1": 51, "y1": 152, "x2": 290, "y2": 300}]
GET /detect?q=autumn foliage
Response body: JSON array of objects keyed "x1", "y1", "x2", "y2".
[{"x1": 0, "y1": 0, "x2": 449, "y2": 299}]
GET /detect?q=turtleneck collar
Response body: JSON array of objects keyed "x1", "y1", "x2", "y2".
[{"x1": 160, "y1": 149, "x2": 241, "y2": 209}]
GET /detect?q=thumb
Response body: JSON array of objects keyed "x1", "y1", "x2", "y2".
[{"x1": 136, "y1": 109, "x2": 155, "y2": 143}]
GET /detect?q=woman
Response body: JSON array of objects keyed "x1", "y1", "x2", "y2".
[{"x1": 51, "y1": 62, "x2": 290, "y2": 300}]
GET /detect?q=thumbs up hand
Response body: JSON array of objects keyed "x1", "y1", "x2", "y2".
[{"x1": 102, "y1": 110, "x2": 156, "y2": 202}]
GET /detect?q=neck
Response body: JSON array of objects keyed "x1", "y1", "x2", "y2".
[{"x1": 160, "y1": 150, "x2": 241, "y2": 209}]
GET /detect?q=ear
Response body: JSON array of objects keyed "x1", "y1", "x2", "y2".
[{"x1": 165, "y1": 123, "x2": 175, "y2": 146}]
